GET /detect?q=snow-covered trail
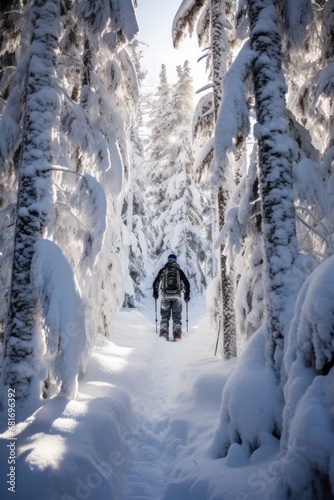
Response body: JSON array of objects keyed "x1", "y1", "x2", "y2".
[
  {"x1": 0, "y1": 296, "x2": 232, "y2": 500},
  {"x1": 123, "y1": 338, "x2": 184, "y2": 499},
  {"x1": 112, "y1": 297, "x2": 231, "y2": 499}
]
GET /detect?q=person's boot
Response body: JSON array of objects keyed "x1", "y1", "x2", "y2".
[
  {"x1": 159, "y1": 330, "x2": 169, "y2": 341},
  {"x1": 173, "y1": 326, "x2": 181, "y2": 341}
]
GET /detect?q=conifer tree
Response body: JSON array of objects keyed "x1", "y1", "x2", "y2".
[
  {"x1": 0, "y1": 0, "x2": 25, "y2": 341},
  {"x1": 147, "y1": 61, "x2": 209, "y2": 293},
  {"x1": 283, "y1": 1, "x2": 334, "y2": 262},
  {"x1": 248, "y1": 0, "x2": 298, "y2": 374},
  {"x1": 120, "y1": 42, "x2": 152, "y2": 307},
  {"x1": 0, "y1": 0, "x2": 140, "y2": 404},
  {"x1": 145, "y1": 64, "x2": 174, "y2": 249},
  {"x1": 2, "y1": 0, "x2": 63, "y2": 402},
  {"x1": 173, "y1": 0, "x2": 239, "y2": 356}
]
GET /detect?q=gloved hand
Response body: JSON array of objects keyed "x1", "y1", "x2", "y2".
[
  {"x1": 153, "y1": 290, "x2": 159, "y2": 300},
  {"x1": 184, "y1": 293, "x2": 190, "y2": 302}
]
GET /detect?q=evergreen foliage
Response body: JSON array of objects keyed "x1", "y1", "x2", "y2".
[
  {"x1": 145, "y1": 61, "x2": 209, "y2": 294},
  {"x1": 1, "y1": 1, "x2": 334, "y2": 496},
  {"x1": 0, "y1": 0, "x2": 140, "y2": 405}
]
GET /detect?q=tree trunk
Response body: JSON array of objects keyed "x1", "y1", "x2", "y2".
[
  {"x1": 211, "y1": 0, "x2": 237, "y2": 358},
  {"x1": 248, "y1": 0, "x2": 298, "y2": 373},
  {"x1": 2, "y1": 0, "x2": 61, "y2": 402}
]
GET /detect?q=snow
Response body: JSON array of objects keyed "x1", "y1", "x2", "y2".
[
  {"x1": 294, "y1": 158, "x2": 326, "y2": 217},
  {"x1": 280, "y1": 255, "x2": 334, "y2": 497},
  {"x1": 0, "y1": 295, "x2": 287, "y2": 499},
  {"x1": 172, "y1": 0, "x2": 203, "y2": 46},
  {"x1": 211, "y1": 326, "x2": 283, "y2": 459},
  {"x1": 111, "y1": 0, "x2": 139, "y2": 43},
  {"x1": 284, "y1": 0, "x2": 313, "y2": 47},
  {"x1": 211, "y1": 41, "x2": 253, "y2": 188},
  {"x1": 3, "y1": 278, "x2": 331, "y2": 499},
  {"x1": 193, "y1": 136, "x2": 214, "y2": 175},
  {"x1": 76, "y1": 0, "x2": 138, "y2": 42},
  {"x1": 1, "y1": 1, "x2": 334, "y2": 498},
  {"x1": 31, "y1": 240, "x2": 88, "y2": 401}
]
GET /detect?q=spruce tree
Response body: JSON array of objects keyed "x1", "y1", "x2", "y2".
[
  {"x1": 120, "y1": 42, "x2": 152, "y2": 307},
  {"x1": 0, "y1": 0, "x2": 140, "y2": 404},
  {"x1": 145, "y1": 64, "x2": 174, "y2": 250},
  {"x1": 173, "y1": 0, "x2": 239, "y2": 356},
  {"x1": 147, "y1": 62, "x2": 209, "y2": 293},
  {"x1": 2, "y1": 0, "x2": 63, "y2": 402}
]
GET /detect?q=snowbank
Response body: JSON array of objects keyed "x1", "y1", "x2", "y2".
[{"x1": 2, "y1": 291, "x2": 329, "y2": 499}]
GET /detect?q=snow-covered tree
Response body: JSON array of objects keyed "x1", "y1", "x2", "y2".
[
  {"x1": 0, "y1": 0, "x2": 140, "y2": 406},
  {"x1": 173, "y1": 0, "x2": 239, "y2": 358},
  {"x1": 0, "y1": 0, "x2": 25, "y2": 342},
  {"x1": 145, "y1": 64, "x2": 175, "y2": 244},
  {"x1": 282, "y1": 1, "x2": 334, "y2": 264},
  {"x1": 121, "y1": 43, "x2": 152, "y2": 307},
  {"x1": 247, "y1": 0, "x2": 299, "y2": 373},
  {"x1": 211, "y1": 0, "x2": 238, "y2": 358},
  {"x1": 210, "y1": 0, "x2": 302, "y2": 461},
  {"x1": 146, "y1": 61, "x2": 209, "y2": 294},
  {"x1": 2, "y1": 0, "x2": 65, "y2": 403},
  {"x1": 121, "y1": 121, "x2": 150, "y2": 307},
  {"x1": 281, "y1": 254, "x2": 334, "y2": 499}
]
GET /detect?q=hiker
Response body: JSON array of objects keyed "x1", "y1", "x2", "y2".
[{"x1": 153, "y1": 254, "x2": 190, "y2": 341}]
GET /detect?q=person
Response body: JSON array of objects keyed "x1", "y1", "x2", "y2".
[{"x1": 152, "y1": 254, "x2": 190, "y2": 341}]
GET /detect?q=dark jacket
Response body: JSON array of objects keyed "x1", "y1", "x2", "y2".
[{"x1": 153, "y1": 262, "x2": 190, "y2": 301}]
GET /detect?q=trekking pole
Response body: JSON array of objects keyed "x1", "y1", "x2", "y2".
[
  {"x1": 155, "y1": 298, "x2": 158, "y2": 334},
  {"x1": 214, "y1": 317, "x2": 221, "y2": 356},
  {"x1": 186, "y1": 301, "x2": 189, "y2": 333}
]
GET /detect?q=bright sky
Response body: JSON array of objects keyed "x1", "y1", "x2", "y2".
[{"x1": 135, "y1": 0, "x2": 208, "y2": 93}]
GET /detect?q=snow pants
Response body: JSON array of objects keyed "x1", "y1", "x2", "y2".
[{"x1": 160, "y1": 296, "x2": 182, "y2": 337}]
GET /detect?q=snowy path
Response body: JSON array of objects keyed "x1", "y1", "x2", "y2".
[
  {"x1": 111, "y1": 299, "x2": 230, "y2": 500},
  {"x1": 0, "y1": 295, "x2": 313, "y2": 499},
  {"x1": 123, "y1": 338, "x2": 183, "y2": 499},
  {"x1": 0, "y1": 298, "x2": 232, "y2": 500}
]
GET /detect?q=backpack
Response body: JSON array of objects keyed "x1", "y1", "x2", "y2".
[{"x1": 162, "y1": 266, "x2": 181, "y2": 294}]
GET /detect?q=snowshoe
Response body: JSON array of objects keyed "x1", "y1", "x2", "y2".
[
  {"x1": 173, "y1": 334, "x2": 181, "y2": 342},
  {"x1": 159, "y1": 332, "x2": 169, "y2": 341}
]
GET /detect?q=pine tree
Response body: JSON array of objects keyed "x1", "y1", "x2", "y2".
[
  {"x1": 283, "y1": 0, "x2": 334, "y2": 262},
  {"x1": 210, "y1": 0, "x2": 302, "y2": 458},
  {"x1": 173, "y1": 0, "x2": 239, "y2": 356},
  {"x1": 0, "y1": 0, "x2": 140, "y2": 405},
  {"x1": 145, "y1": 64, "x2": 174, "y2": 250},
  {"x1": 279, "y1": 5, "x2": 334, "y2": 496},
  {"x1": 211, "y1": 0, "x2": 237, "y2": 358},
  {"x1": 0, "y1": 0, "x2": 25, "y2": 342},
  {"x1": 2, "y1": 0, "x2": 63, "y2": 402},
  {"x1": 248, "y1": 0, "x2": 298, "y2": 374},
  {"x1": 53, "y1": 0, "x2": 140, "y2": 339},
  {"x1": 147, "y1": 62, "x2": 209, "y2": 293},
  {"x1": 120, "y1": 42, "x2": 152, "y2": 307}
]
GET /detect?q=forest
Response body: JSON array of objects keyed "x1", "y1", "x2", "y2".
[{"x1": 0, "y1": 0, "x2": 334, "y2": 499}]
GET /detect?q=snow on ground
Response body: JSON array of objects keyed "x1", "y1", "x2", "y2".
[{"x1": 0, "y1": 296, "x2": 284, "y2": 499}]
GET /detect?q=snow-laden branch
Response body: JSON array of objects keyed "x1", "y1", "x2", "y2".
[
  {"x1": 192, "y1": 91, "x2": 213, "y2": 138},
  {"x1": 193, "y1": 136, "x2": 214, "y2": 179},
  {"x1": 195, "y1": 82, "x2": 214, "y2": 94},
  {"x1": 47, "y1": 165, "x2": 88, "y2": 180},
  {"x1": 211, "y1": 41, "x2": 254, "y2": 188},
  {"x1": 32, "y1": 240, "x2": 88, "y2": 399},
  {"x1": 172, "y1": 0, "x2": 206, "y2": 48},
  {"x1": 294, "y1": 158, "x2": 326, "y2": 215},
  {"x1": 295, "y1": 208, "x2": 334, "y2": 254}
]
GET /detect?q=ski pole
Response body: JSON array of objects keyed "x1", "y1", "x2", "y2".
[
  {"x1": 155, "y1": 298, "x2": 158, "y2": 334},
  {"x1": 214, "y1": 317, "x2": 221, "y2": 356},
  {"x1": 186, "y1": 301, "x2": 189, "y2": 333}
]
